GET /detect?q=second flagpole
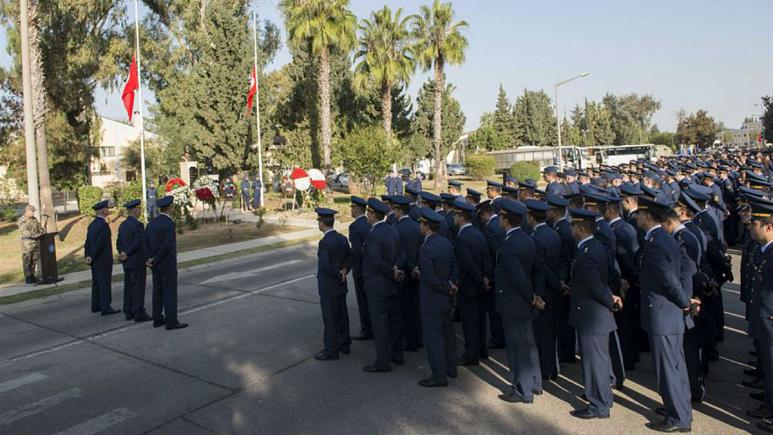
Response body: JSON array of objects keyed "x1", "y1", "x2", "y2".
[
  {"x1": 133, "y1": 0, "x2": 148, "y2": 217},
  {"x1": 252, "y1": 10, "x2": 264, "y2": 208}
]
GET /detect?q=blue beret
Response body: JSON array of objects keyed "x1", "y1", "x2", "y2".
[
  {"x1": 448, "y1": 180, "x2": 463, "y2": 187},
  {"x1": 452, "y1": 198, "x2": 474, "y2": 212},
  {"x1": 420, "y1": 191, "x2": 441, "y2": 203},
  {"x1": 524, "y1": 199, "x2": 550, "y2": 213},
  {"x1": 350, "y1": 195, "x2": 367, "y2": 206},
  {"x1": 545, "y1": 193, "x2": 570, "y2": 207},
  {"x1": 466, "y1": 188, "x2": 482, "y2": 198},
  {"x1": 124, "y1": 199, "x2": 141, "y2": 209},
  {"x1": 314, "y1": 207, "x2": 337, "y2": 217},
  {"x1": 92, "y1": 200, "x2": 109, "y2": 211},
  {"x1": 543, "y1": 165, "x2": 559, "y2": 174},
  {"x1": 156, "y1": 196, "x2": 174, "y2": 208},
  {"x1": 568, "y1": 207, "x2": 598, "y2": 222},
  {"x1": 367, "y1": 198, "x2": 390, "y2": 214},
  {"x1": 499, "y1": 199, "x2": 527, "y2": 216},
  {"x1": 391, "y1": 195, "x2": 411, "y2": 206},
  {"x1": 418, "y1": 207, "x2": 444, "y2": 224},
  {"x1": 486, "y1": 180, "x2": 503, "y2": 188}
]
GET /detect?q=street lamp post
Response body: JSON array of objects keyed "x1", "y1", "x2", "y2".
[{"x1": 554, "y1": 72, "x2": 590, "y2": 170}]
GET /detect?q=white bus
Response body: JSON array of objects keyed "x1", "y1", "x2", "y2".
[{"x1": 561, "y1": 144, "x2": 656, "y2": 169}]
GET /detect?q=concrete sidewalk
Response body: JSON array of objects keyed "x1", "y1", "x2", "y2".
[{"x1": 0, "y1": 227, "x2": 321, "y2": 299}]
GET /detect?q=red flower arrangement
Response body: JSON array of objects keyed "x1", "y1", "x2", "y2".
[
  {"x1": 165, "y1": 178, "x2": 186, "y2": 192},
  {"x1": 195, "y1": 187, "x2": 215, "y2": 202}
]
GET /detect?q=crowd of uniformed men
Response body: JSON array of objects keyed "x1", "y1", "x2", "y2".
[{"x1": 313, "y1": 148, "x2": 773, "y2": 433}]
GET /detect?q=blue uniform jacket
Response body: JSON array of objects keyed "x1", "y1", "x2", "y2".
[
  {"x1": 750, "y1": 246, "x2": 773, "y2": 344},
  {"x1": 455, "y1": 224, "x2": 492, "y2": 297},
  {"x1": 348, "y1": 215, "x2": 370, "y2": 276},
  {"x1": 85, "y1": 217, "x2": 113, "y2": 267},
  {"x1": 362, "y1": 221, "x2": 400, "y2": 297},
  {"x1": 639, "y1": 227, "x2": 691, "y2": 335},
  {"x1": 395, "y1": 216, "x2": 422, "y2": 274},
  {"x1": 569, "y1": 237, "x2": 617, "y2": 335},
  {"x1": 483, "y1": 215, "x2": 503, "y2": 268},
  {"x1": 419, "y1": 233, "x2": 456, "y2": 313},
  {"x1": 495, "y1": 227, "x2": 537, "y2": 318},
  {"x1": 531, "y1": 223, "x2": 562, "y2": 303},
  {"x1": 144, "y1": 214, "x2": 177, "y2": 270},
  {"x1": 116, "y1": 216, "x2": 146, "y2": 270},
  {"x1": 317, "y1": 230, "x2": 351, "y2": 297},
  {"x1": 610, "y1": 218, "x2": 639, "y2": 281},
  {"x1": 552, "y1": 217, "x2": 574, "y2": 283}
]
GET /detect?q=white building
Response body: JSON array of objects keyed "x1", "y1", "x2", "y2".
[
  {"x1": 90, "y1": 117, "x2": 159, "y2": 188},
  {"x1": 723, "y1": 118, "x2": 762, "y2": 148}
]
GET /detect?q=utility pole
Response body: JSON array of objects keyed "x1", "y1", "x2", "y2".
[{"x1": 20, "y1": 0, "x2": 40, "y2": 215}]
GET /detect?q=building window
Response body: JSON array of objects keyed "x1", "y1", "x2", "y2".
[{"x1": 100, "y1": 146, "x2": 116, "y2": 157}]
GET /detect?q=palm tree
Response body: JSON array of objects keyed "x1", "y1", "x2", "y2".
[
  {"x1": 283, "y1": 0, "x2": 356, "y2": 170},
  {"x1": 354, "y1": 6, "x2": 414, "y2": 137},
  {"x1": 411, "y1": 0, "x2": 467, "y2": 188}
]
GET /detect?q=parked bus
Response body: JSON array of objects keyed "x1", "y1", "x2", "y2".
[{"x1": 561, "y1": 144, "x2": 656, "y2": 169}]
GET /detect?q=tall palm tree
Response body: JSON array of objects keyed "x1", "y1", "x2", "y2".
[
  {"x1": 283, "y1": 0, "x2": 356, "y2": 170},
  {"x1": 354, "y1": 6, "x2": 414, "y2": 137},
  {"x1": 412, "y1": 0, "x2": 467, "y2": 188}
]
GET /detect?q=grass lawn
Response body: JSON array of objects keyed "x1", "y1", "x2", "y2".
[{"x1": 0, "y1": 213, "x2": 302, "y2": 286}]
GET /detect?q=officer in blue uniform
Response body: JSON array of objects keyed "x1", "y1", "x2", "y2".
[
  {"x1": 405, "y1": 185, "x2": 422, "y2": 221},
  {"x1": 637, "y1": 195, "x2": 696, "y2": 432},
  {"x1": 252, "y1": 175, "x2": 262, "y2": 209},
  {"x1": 85, "y1": 200, "x2": 119, "y2": 315},
  {"x1": 392, "y1": 195, "x2": 423, "y2": 351},
  {"x1": 382, "y1": 195, "x2": 398, "y2": 225},
  {"x1": 496, "y1": 199, "x2": 543, "y2": 404},
  {"x1": 745, "y1": 198, "x2": 773, "y2": 432},
  {"x1": 453, "y1": 199, "x2": 492, "y2": 365},
  {"x1": 420, "y1": 192, "x2": 453, "y2": 240},
  {"x1": 476, "y1": 200, "x2": 505, "y2": 349},
  {"x1": 145, "y1": 196, "x2": 188, "y2": 330},
  {"x1": 362, "y1": 198, "x2": 402, "y2": 373},
  {"x1": 146, "y1": 181, "x2": 157, "y2": 218},
  {"x1": 349, "y1": 196, "x2": 373, "y2": 340},
  {"x1": 567, "y1": 208, "x2": 621, "y2": 420},
  {"x1": 486, "y1": 180, "x2": 504, "y2": 213},
  {"x1": 240, "y1": 175, "x2": 251, "y2": 211},
  {"x1": 440, "y1": 193, "x2": 458, "y2": 239},
  {"x1": 543, "y1": 166, "x2": 564, "y2": 195},
  {"x1": 526, "y1": 199, "x2": 562, "y2": 380},
  {"x1": 314, "y1": 208, "x2": 352, "y2": 361},
  {"x1": 620, "y1": 183, "x2": 645, "y2": 246},
  {"x1": 415, "y1": 207, "x2": 458, "y2": 387},
  {"x1": 546, "y1": 193, "x2": 577, "y2": 363},
  {"x1": 448, "y1": 179, "x2": 463, "y2": 197},
  {"x1": 116, "y1": 199, "x2": 150, "y2": 322}
]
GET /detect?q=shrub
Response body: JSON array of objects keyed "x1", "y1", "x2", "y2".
[
  {"x1": 77, "y1": 185, "x2": 104, "y2": 217},
  {"x1": 509, "y1": 161, "x2": 540, "y2": 182},
  {"x1": 110, "y1": 181, "x2": 143, "y2": 216},
  {"x1": 1, "y1": 207, "x2": 17, "y2": 222},
  {"x1": 464, "y1": 154, "x2": 496, "y2": 180}
]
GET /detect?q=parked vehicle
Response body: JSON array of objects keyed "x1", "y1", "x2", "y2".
[
  {"x1": 446, "y1": 163, "x2": 466, "y2": 175},
  {"x1": 327, "y1": 172, "x2": 350, "y2": 191}
]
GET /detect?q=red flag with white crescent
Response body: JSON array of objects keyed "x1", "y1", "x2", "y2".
[
  {"x1": 246, "y1": 66, "x2": 257, "y2": 111},
  {"x1": 121, "y1": 56, "x2": 139, "y2": 122}
]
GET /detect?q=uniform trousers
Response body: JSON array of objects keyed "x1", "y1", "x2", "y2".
[
  {"x1": 558, "y1": 294, "x2": 577, "y2": 361},
  {"x1": 152, "y1": 266, "x2": 178, "y2": 323},
  {"x1": 122, "y1": 267, "x2": 147, "y2": 317},
  {"x1": 352, "y1": 269, "x2": 372, "y2": 336},
  {"x1": 320, "y1": 294, "x2": 351, "y2": 355},
  {"x1": 649, "y1": 334, "x2": 692, "y2": 428},
  {"x1": 400, "y1": 280, "x2": 422, "y2": 349},
  {"x1": 502, "y1": 316, "x2": 541, "y2": 401},
  {"x1": 683, "y1": 324, "x2": 705, "y2": 401},
  {"x1": 578, "y1": 333, "x2": 614, "y2": 417},
  {"x1": 759, "y1": 342, "x2": 773, "y2": 412},
  {"x1": 21, "y1": 248, "x2": 39, "y2": 278},
  {"x1": 422, "y1": 309, "x2": 456, "y2": 382},
  {"x1": 609, "y1": 331, "x2": 626, "y2": 387},
  {"x1": 534, "y1": 304, "x2": 558, "y2": 379},
  {"x1": 487, "y1": 289, "x2": 505, "y2": 346},
  {"x1": 91, "y1": 264, "x2": 112, "y2": 312},
  {"x1": 459, "y1": 293, "x2": 487, "y2": 362},
  {"x1": 368, "y1": 294, "x2": 402, "y2": 370}
]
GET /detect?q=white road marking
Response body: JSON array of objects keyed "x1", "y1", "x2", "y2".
[
  {"x1": 724, "y1": 325, "x2": 748, "y2": 336},
  {"x1": 724, "y1": 311, "x2": 745, "y2": 320},
  {"x1": 722, "y1": 288, "x2": 740, "y2": 295},
  {"x1": 0, "y1": 373, "x2": 47, "y2": 394},
  {"x1": 54, "y1": 407, "x2": 135, "y2": 435},
  {"x1": 199, "y1": 260, "x2": 303, "y2": 284},
  {"x1": 0, "y1": 387, "x2": 82, "y2": 426}
]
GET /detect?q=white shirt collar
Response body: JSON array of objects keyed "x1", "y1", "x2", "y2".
[
  {"x1": 354, "y1": 214, "x2": 366, "y2": 221},
  {"x1": 533, "y1": 222, "x2": 546, "y2": 231},
  {"x1": 371, "y1": 219, "x2": 386, "y2": 228},
  {"x1": 763, "y1": 240, "x2": 773, "y2": 254},
  {"x1": 577, "y1": 235, "x2": 593, "y2": 249},
  {"x1": 487, "y1": 213, "x2": 498, "y2": 224},
  {"x1": 595, "y1": 216, "x2": 604, "y2": 223},
  {"x1": 645, "y1": 224, "x2": 662, "y2": 241},
  {"x1": 671, "y1": 223, "x2": 687, "y2": 235},
  {"x1": 458, "y1": 223, "x2": 472, "y2": 235},
  {"x1": 323, "y1": 228, "x2": 336, "y2": 236},
  {"x1": 506, "y1": 227, "x2": 520, "y2": 238},
  {"x1": 398, "y1": 215, "x2": 411, "y2": 221},
  {"x1": 608, "y1": 216, "x2": 622, "y2": 225}
]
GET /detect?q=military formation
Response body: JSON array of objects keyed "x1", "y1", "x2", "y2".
[
  {"x1": 82, "y1": 195, "x2": 188, "y2": 330},
  {"x1": 313, "y1": 148, "x2": 773, "y2": 433}
]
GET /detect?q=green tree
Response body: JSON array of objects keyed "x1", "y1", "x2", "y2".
[
  {"x1": 411, "y1": 0, "x2": 468, "y2": 188},
  {"x1": 602, "y1": 93, "x2": 661, "y2": 144},
  {"x1": 512, "y1": 89, "x2": 556, "y2": 146},
  {"x1": 333, "y1": 125, "x2": 395, "y2": 196},
  {"x1": 492, "y1": 84, "x2": 514, "y2": 143},
  {"x1": 354, "y1": 6, "x2": 414, "y2": 137},
  {"x1": 467, "y1": 124, "x2": 510, "y2": 151},
  {"x1": 676, "y1": 109, "x2": 718, "y2": 149},
  {"x1": 570, "y1": 99, "x2": 614, "y2": 146},
  {"x1": 762, "y1": 96, "x2": 773, "y2": 144},
  {"x1": 283, "y1": 0, "x2": 356, "y2": 170},
  {"x1": 413, "y1": 79, "x2": 465, "y2": 168}
]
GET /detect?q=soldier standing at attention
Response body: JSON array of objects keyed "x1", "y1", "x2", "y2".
[
  {"x1": 314, "y1": 208, "x2": 352, "y2": 361},
  {"x1": 116, "y1": 199, "x2": 151, "y2": 322},
  {"x1": 145, "y1": 196, "x2": 188, "y2": 330},
  {"x1": 415, "y1": 207, "x2": 458, "y2": 387},
  {"x1": 85, "y1": 200, "x2": 119, "y2": 315},
  {"x1": 348, "y1": 196, "x2": 373, "y2": 341},
  {"x1": 17, "y1": 204, "x2": 44, "y2": 284},
  {"x1": 392, "y1": 196, "x2": 423, "y2": 351},
  {"x1": 240, "y1": 175, "x2": 251, "y2": 211},
  {"x1": 637, "y1": 195, "x2": 697, "y2": 433}
]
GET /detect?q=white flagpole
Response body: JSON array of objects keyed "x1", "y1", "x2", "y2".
[
  {"x1": 133, "y1": 0, "x2": 148, "y2": 216},
  {"x1": 252, "y1": 11, "x2": 264, "y2": 208}
]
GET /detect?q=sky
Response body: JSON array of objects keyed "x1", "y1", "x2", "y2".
[{"x1": 3, "y1": 0, "x2": 773, "y2": 133}]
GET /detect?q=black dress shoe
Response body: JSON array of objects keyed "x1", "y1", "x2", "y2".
[
  {"x1": 747, "y1": 406, "x2": 773, "y2": 419},
  {"x1": 315, "y1": 351, "x2": 339, "y2": 361},
  {"x1": 645, "y1": 421, "x2": 691, "y2": 432},
  {"x1": 391, "y1": 358, "x2": 404, "y2": 366},
  {"x1": 340, "y1": 347, "x2": 350, "y2": 355},
  {"x1": 124, "y1": 314, "x2": 134, "y2": 321},
  {"x1": 613, "y1": 383, "x2": 625, "y2": 391},
  {"x1": 134, "y1": 313, "x2": 152, "y2": 322},
  {"x1": 351, "y1": 333, "x2": 374, "y2": 341},
  {"x1": 91, "y1": 308, "x2": 100, "y2": 313},
  {"x1": 418, "y1": 378, "x2": 448, "y2": 388},
  {"x1": 757, "y1": 421, "x2": 773, "y2": 433},
  {"x1": 165, "y1": 321, "x2": 188, "y2": 330},
  {"x1": 498, "y1": 393, "x2": 532, "y2": 403},
  {"x1": 101, "y1": 307, "x2": 120, "y2": 316},
  {"x1": 456, "y1": 358, "x2": 479, "y2": 366},
  {"x1": 362, "y1": 365, "x2": 390, "y2": 373},
  {"x1": 578, "y1": 393, "x2": 588, "y2": 402},
  {"x1": 570, "y1": 408, "x2": 607, "y2": 419},
  {"x1": 655, "y1": 407, "x2": 668, "y2": 417},
  {"x1": 750, "y1": 391, "x2": 765, "y2": 401},
  {"x1": 743, "y1": 379, "x2": 765, "y2": 389},
  {"x1": 480, "y1": 354, "x2": 489, "y2": 360},
  {"x1": 447, "y1": 372, "x2": 458, "y2": 379},
  {"x1": 750, "y1": 349, "x2": 759, "y2": 357},
  {"x1": 488, "y1": 342, "x2": 506, "y2": 349},
  {"x1": 153, "y1": 319, "x2": 165, "y2": 328}
]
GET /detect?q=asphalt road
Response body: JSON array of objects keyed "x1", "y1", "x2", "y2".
[{"x1": 0, "y1": 243, "x2": 765, "y2": 434}]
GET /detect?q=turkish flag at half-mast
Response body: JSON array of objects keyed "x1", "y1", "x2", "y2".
[
  {"x1": 246, "y1": 66, "x2": 257, "y2": 111},
  {"x1": 122, "y1": 56, "x2": 139, "y2": 122}
]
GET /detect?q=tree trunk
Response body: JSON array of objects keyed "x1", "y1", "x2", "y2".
[
  {"x1": 382, "y1": 84, "x2": 392, "y2": 137},
  {"x1": 318, "y1": 46, "x2": 332, "y2": 170},
  {"x1": 29, "y1": 0, "x2": 56, "y2": 232},
  {"x1": 432, "y1": 62, "x2": 445, "y2": 189}
]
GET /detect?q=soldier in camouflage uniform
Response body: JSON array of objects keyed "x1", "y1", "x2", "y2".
[{"x1": 17, "y1": 204, "x2": 44, "y2": 284}]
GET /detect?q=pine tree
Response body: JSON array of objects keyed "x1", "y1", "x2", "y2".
[{"x1": 492, "y1": 84, "x2": 514, "y2": 144}]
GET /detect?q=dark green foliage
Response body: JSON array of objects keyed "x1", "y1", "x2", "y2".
[
  {"x1": 512, "y1": 89, "x2": 556, "y2": 146},
  {"x1": 77, "y1": 186, "x2": 104, "y2": 217},
  {"x1": 413, "y1": 79, "x2": 465, "y2": 156},
  {"x1": 762, "y1": 96, "x2": 773, "y2": 143},
  {"x1": 509, "y1": 161, "x2": 540, "y2": 181},
  {"x1": 110, "y1": 181, "x2": 143, "y2": 217},
  {"x1": 333, "y1": 125, "x2": 395, "y2": 196},
  {"x1": 676, "y1": 109, "x2": 719, "y2": 149},
  {"x1": 464, "y1": 154, "x2": 495, "y2": 179}
]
